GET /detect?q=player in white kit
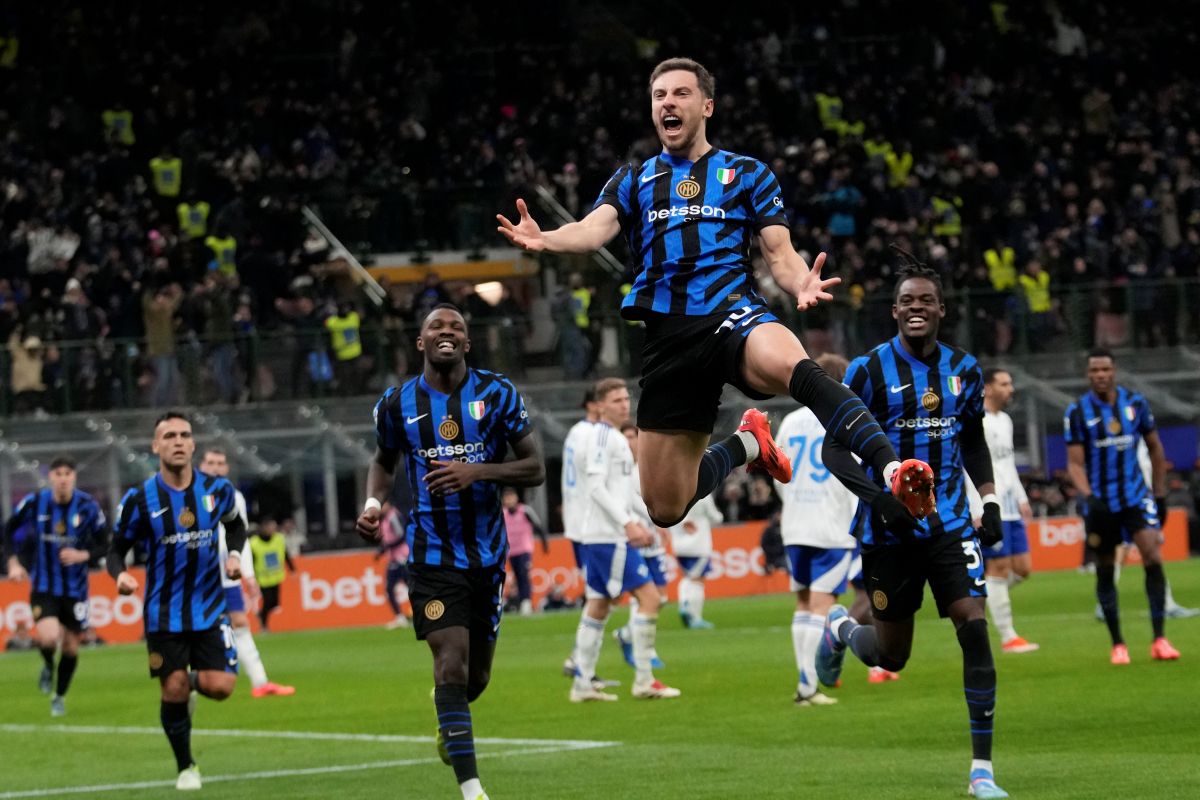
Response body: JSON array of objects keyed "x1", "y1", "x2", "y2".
[
  {"x1": 200, "y1": 449, "x2": 294, "y2": 697},
  {"x1": 668, "y1": 494, "x2": 722, "y2": 629},
  {"x1": 614, "y1": 422, "x2": 668, "y2": 667},
  {"x1": 774, "y1": 355, "x2": 859, "y2": 706},
  {"x1": 569, "y1": 378, "x2": 680, "y2": 701}
]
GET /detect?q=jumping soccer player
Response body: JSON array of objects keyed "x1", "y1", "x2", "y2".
[
  {"x1": 357, "y1": 304, "x2": 545, "y2": 800},
  {"x1": 975, "y1": 370, "x2": 1039, "y2": 654},
  {"x1": 1064, "y1": 348, "x2": 1181, "y2": 664},
  {"x1": 817, "y1": 260, "x2": 1009, "y2": 799},
  {"x1": 497, "y1": 57, "x2": 929, "y2": 536},
  {"x1": 3, "y1": 456, "x2": 107, "y2": 717},
  {"x1": 199, "y1": 447, "x2": 295, "y2": 696},
  {"x1": 568, "y1": 378, "x2": 679, "y2": 702},
  {"x1": 775, "y1": 354, "x2": 859, "y2": 706},
  {"x1": 108, "y1": 412, "x2": 246, "y2": 791}
]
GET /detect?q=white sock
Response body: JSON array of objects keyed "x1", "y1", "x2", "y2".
[
  {"x1": 800, "y1": 613, "x2": 825, "y2": 696},
  {"x1": 1007, "y1": 572, "x2": 1025, "y2": 588},
  {"x1": 631, "y1": 612, "x2": 658, "y2": 685},
  {"x1": 986, "y1": 576, "x2": 1017, "y2": 642},
  {"x1": 735, "y1": 429, "x2": 760, "y2": 462},
  {"x1": 690, "y1": 581, "x2": 706, "y2": 621},
  {"x1": 829, "y1": 613, "x2": 852, "y2": 640},
  {"x1": 460, "y1": 777, "x2": 485, "y2": 800},
  {"x1": 233, "y1": 626, "x2": 269, "y2": 688},
  {"x1": 791, "y1": 611, "x2": 809, "y2": 683},
  {"x1": 572, "y1": 614, "x2": 607, "y2": 689},
  {"x1": 883, "y1": 460, "x2": 901, "y2": 487},
  {"x1": 1164, "y1": 581, "x2": 1180, "y2": 611},
  {"x1": 1113, "y1": 560, "x2": 1122, "y2": 585},
  {"x1": 678, "y1": 578, "x2": 695, "y2": 620},
  {"x1": 971, "y1": 759, "x2": 994, "y2": 776}
]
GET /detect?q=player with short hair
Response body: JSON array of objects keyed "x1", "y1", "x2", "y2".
[
  {"x1": 199, "y1": 447, "x2": 295, "y2": 696},
  {"x1": 774, "y1": 353, "x2": 859, "y2": 706},
  {"x1": 1064, "y1": 348, "x2": 1180, "y2": 664},
  {"x1": 569, "y1": 378, "x2": 680, "y2": 702},
  {"x1": 108, "y1": 412, "x2": 247, "y2": 791},
  {"x1": 973, "y1": 370, "x2": 1038, "y2": 654},
  {"x1": 498, "y1": 57, "x2": 929, "y2": 544},
  {"x1": 817, "y1": 260, "x2": 1009, "y2": 798},
  {"x1": 3, "y1": 455, "x2": 108, "y2": 717},
  {"x1": 357, "y1": 304, "x2": 544, "y2": 800}
]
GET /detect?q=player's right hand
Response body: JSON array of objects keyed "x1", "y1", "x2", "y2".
[
  {"x1": 496, "y1": 198, "x2": 545, "y2": 251},
  {"x1": 978, "y1": 502, "x2": 1003, "y2": 547},
  {"x1": 869, "y1": 492, "x2": 922, "y2": 541},
  {"x1": 6, "y1": 559, "x2": 28, "y2": 582},
  {"x1": 116, "y1": 571, "x2": 139, "y2": 596},
  {"x1": 625, "y1": 522, "x2": 653, "y2": 548},
  {"x1": 356, "y1": 507, "x2": 383, "y2": 544}
]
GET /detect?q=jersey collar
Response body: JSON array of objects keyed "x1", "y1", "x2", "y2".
[
  {"x1": 658, "y1": 146, "x2": 717, "y2": 167},
  {"x1": 889, "y1": 335, "x2": 941, "y2": 369}
]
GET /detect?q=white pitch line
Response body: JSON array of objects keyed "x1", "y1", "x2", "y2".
[
  {"x1": 0, "y1": 727, "x2": 620, "y2": 798},
  {"x1": 0, "y1": 723, "x2": 618, "y2": 749}
]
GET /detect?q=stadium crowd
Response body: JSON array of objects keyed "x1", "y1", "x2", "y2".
[{"x1": 3, "y1": 0, "x2": 1200, "y2": 414}]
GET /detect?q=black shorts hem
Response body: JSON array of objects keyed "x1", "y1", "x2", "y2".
[
  {"x1": 30, "y1": 593, "x2": 89, "y2": 633},
  {"x1": 146, "y1": 621, "x2": 238, "y2": 678},
  {"x1": 409, "y1": 563, "x2": 506, "y2": 642}
]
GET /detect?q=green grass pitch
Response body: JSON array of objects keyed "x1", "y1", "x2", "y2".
[{"x1": 2, "y1": 560, "x2": 1197, "y2": 799}]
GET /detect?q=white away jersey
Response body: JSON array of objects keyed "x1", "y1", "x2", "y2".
[
  {"x1": 218, "y1": 489, "x2": 254, "y2": 588},
  {"x1": 630, "y1": 462, "x2": 664, "y2": 556},
  {"x1": 775, "y1": 408, "x2": 858, "y2": 549},
  {"x1": 668, "y1": 495, "x2": 723, "y2": 557},
  {"x1": 578, "y1": 422, "x2": 638, "y2": 544},
  {"x1": 984, "y1": 410, "x2": 1028, "y2": 521},
  {"x1": 561, "y1": 419, "x2": 595, "y2": 542}
]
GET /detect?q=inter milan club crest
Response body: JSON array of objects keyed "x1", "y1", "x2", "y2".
[
  {"x1": 178, "y1": 508, "x2": 196, "y2": 528},
  {"x1": 55, "y1": 521, "x2": 66, "y2": 534},
  {"x1": 675, "y1": 178, "x2": 700, "y2": 199},
  {"x1": 921, "y1": 388, "x2": 941, "y2": 412},
  {"x1": 1108, "y1": 417, "x2": 1122, "y2": 435},
  {"x1": 468, "y1": 401, "x2": 486, "y2": 421},
  {"x1": 946, "y1": 376, "x2": 963, "y2": 396},
  {"x1": 715, "y1": 167, "x2": 736, "y2": 185},
  {"x1": 439, "y1": 417, "x2": 460, "y2": 439}
]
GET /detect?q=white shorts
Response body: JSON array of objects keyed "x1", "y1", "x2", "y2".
[{"x1": 581, "y1": 542, "x2": 652, "y2": 600}]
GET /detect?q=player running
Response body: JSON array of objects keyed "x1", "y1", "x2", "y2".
[
  {"x1": 199, "y1": 447, "x2": 295, "y2": 696},
  {"x1": 817, "y1": 261, "x2": 1009, "y2": 799},
  {"x1": 568, "y1": 378, "x2": 679, "y2": 702},
  {"x1": 1064, "y1": 348, "x2": 1181, "y2": 664},
  {"x1": 774, "y1": 354, "x2": 860, "y2": 706},
  {"x1": 108, "y1": 412, "x2": 247, "y2": 791},
  {"x1": 497, "y1": 57, "x2": 929, "y2": 539},
  {"x1": 3, "y1": 456, "x2": 107, "y2": 717},
  {"x1": 357, "y1": 304, "x2": 545, "y2": 800}
]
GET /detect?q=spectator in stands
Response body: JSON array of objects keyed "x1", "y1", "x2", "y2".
[
  {"x1": 1018, "y1": 258, "x2": 1055, "y2": 351},
  {"x1": 8, "y1": 331, "x2": 48, "y2": 416},
  {"x1": 143, "y1": 283, "x2": 184, "y2": 407},
  {"x1": 501, "y1": 487, "x2": 548, "y2": 617},
  {"x1": 250, "y1": 516, "x2": 296, "y2": 632},
  {"x1": 193, "y1": 271, "x2": 240, "y2": 404},
  {"x1": 325, "y1": 300, "x2": 364, "y2": 395}
]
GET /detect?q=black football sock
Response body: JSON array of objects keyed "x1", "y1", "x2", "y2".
[
  {"x1": 1096, "y1": 563, "x2": 1123, "y2": 645},
  {"x1": 1144, "y1": 563, "x2": 1167, "y2": 638},
  {"x1": 837, "y1": 617, "x2": 880, "y2": 667},
  {"x1": 789, "y1": 360, "x2": 897, "y2": 476},
  {"x1": 674, "y1": 434, "x2": 748, "y2": 527},
  {"x1": 957, "y1": 619, "x2": 996, "y2": 762},
  {"x1": 435, "y1": 683, "x2": 478, "y2": 785},
  {"x1": 160, "y1": 700, "x2": 193, "y2": 772},
  {"x1": 55, "y1": 654, "x2": 78, "y2": 696},
  {"x1": 40, "y1": 646, "x2": 55, "y2": 672}
]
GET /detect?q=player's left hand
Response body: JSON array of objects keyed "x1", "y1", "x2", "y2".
[
  {"x1": 225, "y1": 555, "x2": 242, "y2": 581},
  {"x1": 1156, "y1": 496, "x2": 1168, "y2": 525},
  {"x1": 1019, "y1": 501, "x2": 1033, "y2": 522},
  {"x1": 792, "y1": 252, "x2": 841, "y2": 311},
  {"x1": 58, "y1": 547, "x2": 90, "y2": 566},
  {"x1": 425, "y1": 460, "x2": 483, "y2": 496},
  {"x1": 978, "y1": 502, "x2": 1003, "y2": 547}
]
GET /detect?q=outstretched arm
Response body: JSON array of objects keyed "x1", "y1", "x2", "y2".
[
  {"x1": 497, "y1": 199, "x2": 621, "y2": 254},
  {"x1": 758, "y1": 226, "x2": 840, "y2": 311}
]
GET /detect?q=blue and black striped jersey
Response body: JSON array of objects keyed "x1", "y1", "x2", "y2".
[
  {"x1": 8, "y1": 489, "x2": 106, "y2": 598},
  {"x1": 374, "y1": 369, "x2": 533, "y2": 569},
  {"x1": 845, "y1": 337, "x2": 985, "y2": 544},
  {"x1": 114, "y1": 472, "x2": 238, "y2": 634},
  {"x1": 1063, "y1": 387, "x2": 1155, "y2": 512},
  {"x1": 594, "y1": 147, "x2": 789, "y2": 319}
]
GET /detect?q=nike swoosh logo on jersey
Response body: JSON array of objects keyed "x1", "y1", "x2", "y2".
[
  {"x1": 846, "y1": 411, "x2": 867, "y2": 430},
  {"x1": 151, "y1": 508, "x2": 169, "y2": 519},
  {"x1": 889, "y1": 384, "x2": 911, "y2": 394},
  {"x1": 406, "y1": 414, "x2": 428, "y2": 425},
  {"x1": 641, "y1": 171, "x2": 669, "y2": 184},
  {"x1": 1086, "y1": 417, "x2": 1101, "y2": 426}
]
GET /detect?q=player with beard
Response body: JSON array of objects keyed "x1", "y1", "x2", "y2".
[
  {"x1": 358, "y1": 304, "x2": 545, "y2": 800},
  {"x1": 497, "y1": 58, "x2": 931, "y2": 546}
]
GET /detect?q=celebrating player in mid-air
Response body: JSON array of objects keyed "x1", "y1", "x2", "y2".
[
  {"x1": 817, "y1": 261, "x2": 1009, "y2": 799},
  {"x1": 1064, "y1": 348, "x2": 1180, "y2": 664},
  {"x1": 497, "y1": 57, "x2": 929, "y2": 539},
  {"x1": 108, "y1": 413, "x2": 246, "y2": 791},
  {"x1": 357, "y1": 304, "x2": 544, "y2": 800},
  {"x1": 4, "y1": 456, "x2": 108, "y2": 717}
]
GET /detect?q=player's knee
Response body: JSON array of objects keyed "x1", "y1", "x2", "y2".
[
  {"x1": 466, "y1": 678, "x2": 489, "y2": 703},
  {"x1": 878, "y1": 655, "x2": 908, "y2": 673},
  {"x1": 647, "y1": 501, "x2": 687, "y2": 529},
  {"x1": 434, "y1": 654, "x2": 469, "y2": 686}
]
